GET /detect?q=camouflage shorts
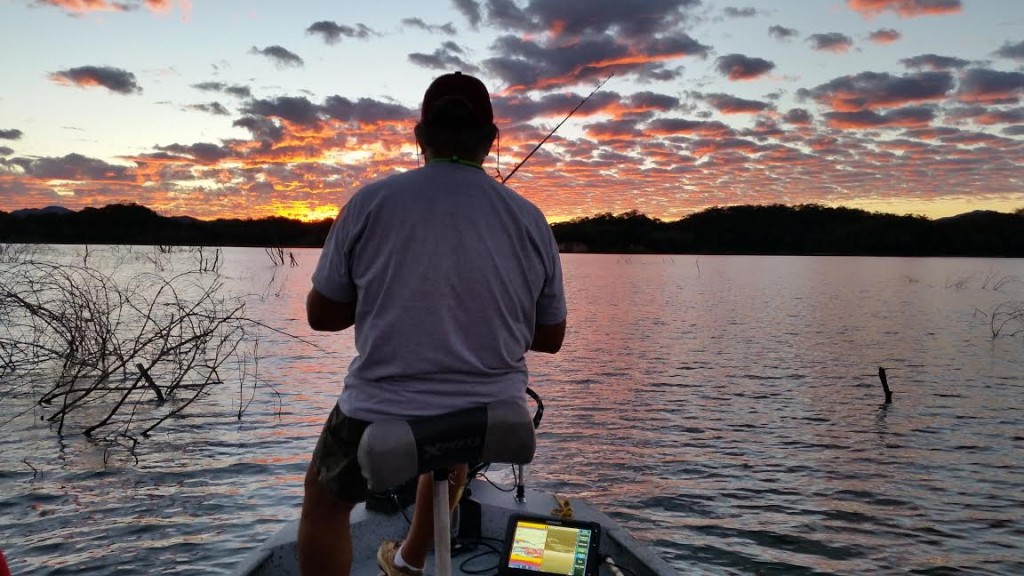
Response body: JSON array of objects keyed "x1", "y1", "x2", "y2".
[{"x1": 310, "y1": 403, "x2": 371, "y2": 503}]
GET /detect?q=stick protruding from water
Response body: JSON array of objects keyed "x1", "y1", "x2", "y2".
[{"x1": 878, "y1": 367, "x2": 893, "y2": 404}]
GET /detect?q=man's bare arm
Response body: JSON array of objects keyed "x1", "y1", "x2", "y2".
[
  {"x1": 530, "y1": 319, "x2": 566, "y2": 354},
  {"x1": 306, "y1": 288, "x2": 356, "y2": 332}
]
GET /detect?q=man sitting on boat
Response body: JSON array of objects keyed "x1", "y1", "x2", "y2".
[{"x1": 300, "y1": 71, "x2": 567, "y2": 576}]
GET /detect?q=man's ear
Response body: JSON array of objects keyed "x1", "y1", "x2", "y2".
[
  {"x1": 414, "y1": 122, "x2": 429, "y2": 156},
  {"x1": 483, "y1": 123, "x2": 498, "y2": 149}
]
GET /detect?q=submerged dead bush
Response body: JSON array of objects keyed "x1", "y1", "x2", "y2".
[
  {"x1": 989, "y1": 301, "x2": 1024, "y2": 339},
  {"x1": 0, "y1": 258, "x2": 291, "y2": 444},
  {"x1": 0, "y1": 243, "x2": 40, "y2": 264}
]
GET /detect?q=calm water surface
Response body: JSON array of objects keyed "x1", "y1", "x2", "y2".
[{"x1": 1, "y1": 248, "x2": 1022, "y2": 575}]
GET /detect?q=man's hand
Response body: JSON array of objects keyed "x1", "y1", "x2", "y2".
[
  {"x1": 530, "y1": 319, "x2": 565, "y2": 354},
  {"x1": 306, "y1": 288, "x2": 356, "y2": 331}
]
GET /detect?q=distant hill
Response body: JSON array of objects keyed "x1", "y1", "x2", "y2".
[
  {"x1": 549, "y1": 205, "x2": 1024, "y2": 257},
  {"x1": 0, "y1": 202, "x2": 1022, "y2": 256},
  {"x1": 9, "y1": 206, "x2": 73, "y2": 217},
  {"x1": 935, "y1": 210, "x2": 1010, "y2": 223},
  {"x1": 0, "y1": 203, "x2": 333, "y2": 248}
]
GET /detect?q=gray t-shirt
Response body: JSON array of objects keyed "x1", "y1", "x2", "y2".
[{"x1": 312, "y1": 161, "x2": 566, "y2": 421}]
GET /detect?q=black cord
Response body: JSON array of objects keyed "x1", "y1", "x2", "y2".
[
  {"x1": 468, "y1": 462, "x2": 490, "y2": 479},
  {"x1": 455, "y1": 537, "x2": 504, "y2": 575},
  {"x1": 479, "y1": 470, "x2": 516, "y2": 492},
  {"x1": 526, "y1": 386, "x2": 544, "y2": 429}
]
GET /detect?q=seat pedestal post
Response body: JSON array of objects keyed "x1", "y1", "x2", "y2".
[
  {"x1": 432, "y1": 468, "x2": 451, "y2": 576},
  {"x1": 515, "y1": 464, "x2": 526, "y2": 503}
]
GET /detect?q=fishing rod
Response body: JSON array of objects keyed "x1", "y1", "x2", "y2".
[{"x1": 500, "y1": 74, "x2": 613, "y2": 184}]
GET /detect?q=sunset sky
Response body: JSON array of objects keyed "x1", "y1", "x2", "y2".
[{"x1": 1, "y1": 0, "x2": 1022, "y2": 222}]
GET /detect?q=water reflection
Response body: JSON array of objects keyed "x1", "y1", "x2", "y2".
[{"x1": 1, "y1": 250, "x2": 1022, "y2": 574}]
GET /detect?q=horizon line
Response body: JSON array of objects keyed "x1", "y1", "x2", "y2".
[{"x1": 4, "y1": 201, "x2": 1022, "y2": 225}]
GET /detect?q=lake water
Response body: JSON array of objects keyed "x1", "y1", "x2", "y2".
[{"x1": 1, "y1": 247, "x2": 1022, "y2": 575}]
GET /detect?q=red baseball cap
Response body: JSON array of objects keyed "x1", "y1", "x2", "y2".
[{"x1": 420, "y1": 72, "x2": 494, "y2": 126}]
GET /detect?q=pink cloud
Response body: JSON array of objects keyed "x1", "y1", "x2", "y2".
[
  {"x1": 848, "y1": 0, "x2": 962, "y2": 18},
  {"x1": 35, "y1": 0, "x2": 190, "y2": 17},
  {"x1": 868, "y1": 28, "x2": 902, "y2": 44}
]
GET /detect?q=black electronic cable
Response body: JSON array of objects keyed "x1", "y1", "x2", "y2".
[
  {"x1": 454, "y1": 537, "x2": 504, "y2": 575},
  {"x1": 479, "y1": 468, "x2": 518, "y2": 493}
]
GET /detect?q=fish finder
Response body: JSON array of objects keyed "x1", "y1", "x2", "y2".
[{"x1": 498, "y1": 514, "x2": 602, "y2": 576}]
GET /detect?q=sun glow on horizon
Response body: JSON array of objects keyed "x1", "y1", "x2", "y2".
[
  {"x1": 837, "y1": 197, "x2": 1024, "y2": 220},
  {"x1": 274, "y1": 203, "x2": 340, "y2": 223}
]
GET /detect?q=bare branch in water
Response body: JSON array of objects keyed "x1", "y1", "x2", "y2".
[
  {"x1": 0, "y1": 250, "x2": 309, "y2": 444},
  {"x1": 989, "y1": 301, "x2": 1024, "y2": 339},
  {"x1": 265, "y1": 246, "x2": 286, "y2": 266},
  {"x1": 23, "y1": 458, "x2": 40, "y2": 481}
]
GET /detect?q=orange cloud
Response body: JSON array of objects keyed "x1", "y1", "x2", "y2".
[
  {"x1": 848, "y1": 0, "x2": 962, "y2": 18},
  {"x1": 514, "y1": 51, "x2": 684, "y2": 93},
  {"x1": 689, "y1": 138, "x2": 761, "y2": 158},
  {"x1": 957, "y1": 69, "x2": 1024, "y2": 104},
  {"x1": 584, "y1": 120, "x2": 641, "y2": 139},
  {"x1": 802, "y1": 71, "x2": 954, "y2": 112},
  {"x1": 37, "y1": 0, "x2": 190, "y2": 17},
  {"x1": 971, "y1": 110, "x2": 1024, "y2": 125},
  {"x1": 808, "y1": 33, "x2": 854, "y2": 53},
  {"x1": 704, "y1": 94, "x2": 771, "y2": 115},
  {"x1": 38, "y1": 0, "x2": 124, "y2": 12},
  {"x1": 716, "y1": 55, "x2": 775, "y2": 80},
  {"x1": 825, "y1": 107, "x2": 935, "y2": 129},
  {"x1": 868, "y1": 28, "x2": 902, "y2": 44},
  {"x1": 646, "y1": 118, "x2": 734, "y2": 138}
]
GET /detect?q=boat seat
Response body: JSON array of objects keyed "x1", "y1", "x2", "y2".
[{"x1": 357, "y1": 402, "x2": 536, "y2": 492}]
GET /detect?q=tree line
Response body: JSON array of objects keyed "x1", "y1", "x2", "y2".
[
  {"x1": 1, "y1": 202, "x2": 1022, "y2": 256},
  {"x1": 0, "y1": 203, "x2": 332, "y2": 248},
  {"x1": 551, "y1": 205, "x2": 1024, "y2": 257}
]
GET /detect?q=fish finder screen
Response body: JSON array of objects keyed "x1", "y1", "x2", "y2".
[{"x1": 506, "y1": 519, "x2": 594, "y2": 575}]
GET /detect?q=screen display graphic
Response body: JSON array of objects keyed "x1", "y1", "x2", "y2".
[{"x1": 506, "y1": 520, "x2": 594, "y2": 575}]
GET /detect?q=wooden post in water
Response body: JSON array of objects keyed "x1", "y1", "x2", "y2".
[
  {"x1": 878, "y1": 367, "x2": 893, "y2": 404},
  {"x1": 136, "y1": 363, "x2": 165, "y2": 403}
]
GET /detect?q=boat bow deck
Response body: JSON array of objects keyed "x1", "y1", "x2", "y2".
[{"x1": 232, "y1": 479, "x2": 675, "y2": 576}]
